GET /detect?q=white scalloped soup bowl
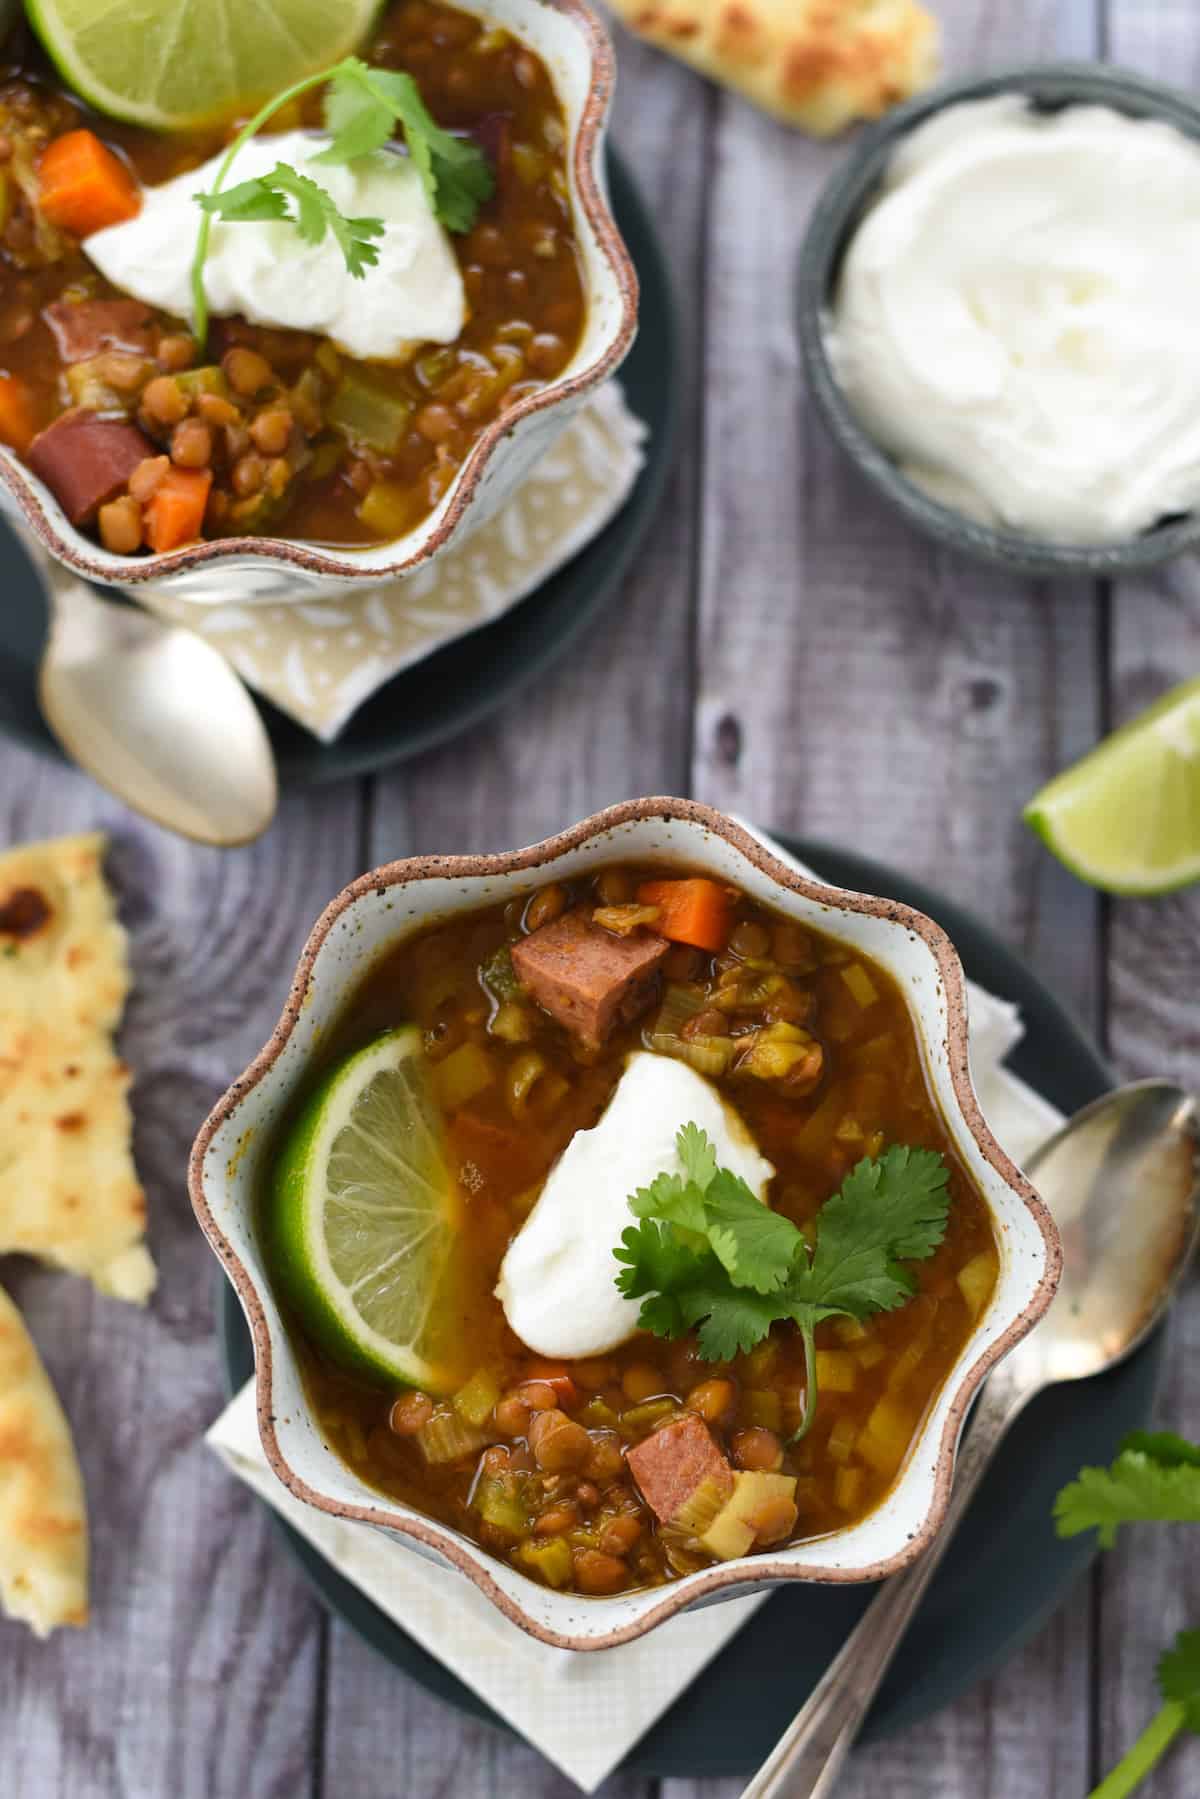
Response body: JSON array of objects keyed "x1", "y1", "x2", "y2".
[
  {"x1": 189, "y1": 800, "x2": 1061, "y2": 1650},
  {"x1": 0, "y1": 0, "x2": 637, "y2": 606}
]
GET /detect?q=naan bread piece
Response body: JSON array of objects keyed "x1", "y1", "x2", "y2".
[
  {"x1": 608, "y1": 0, "x2": 940, "y2": 135},
  {"x1": 0, "y1": 833, "x2": 153, "y2": 1303},
  {"x1": 0, "y1": 1285, "x2": 88, "y2": 1634}
]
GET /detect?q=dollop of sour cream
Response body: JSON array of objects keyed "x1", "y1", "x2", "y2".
[
  {"x1": 85, "y1": 131, "x2": 466, "y2": 362},
  {"x1": 826, "y1": 97, "x2": 1200, "y2": 543},
  {"x1": 496, "y1": 1053, "x2": 776, "y2": 1361}
]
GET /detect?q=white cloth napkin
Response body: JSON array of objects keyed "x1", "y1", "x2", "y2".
[
  {"x1": 139, "y1": 382, "x2": 647, "y2": 742},
  {"x1": 206, "y1": 834, "x2": 1066, "y2": 1792}
]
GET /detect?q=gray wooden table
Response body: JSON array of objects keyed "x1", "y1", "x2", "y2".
[{"x1": 3, "y1": 0, "x2": 1199, "y2": 1793}]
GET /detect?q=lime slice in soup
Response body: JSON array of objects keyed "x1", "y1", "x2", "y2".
[
  {"x1": 1024, "y1": 677, "x2": 1200, "y2": 896},
  {"x1": 27, "y1": 0, "x2": 382, "y2": 130},
  {"x1": 269, "y1": 1027, "x2": 461, "y2": 1390}
]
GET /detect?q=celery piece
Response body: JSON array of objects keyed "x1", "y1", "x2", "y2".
[
  {"x1": 510, "y1": 142, "x2": 546, "y2": 186},
  {"x1": 358, "y1": 479, "x2": 422, "y2": 539},
  {"x1": 670, "y1": 1473, "x2": 732, "y2": 1537},
  {"x1": 744, "y1": 1389, "x2": 783, "y2": 1432},
  {"x1": 480, "y1": 944, "x2": 522, "y2": 1002},
  {"x1": 647, "y1": 1032, "x2": 736, "y2": 1079},
  {"x1": 833, "y1": 1317, "x2": 868, "y2": 1345},
  {"x1": 957, "y1": 1251, "x2": 995, "y2": 1318},
  {"x1": 826, "y1": 1412, "x2": 859, "y2": 1466},
  {"x1": 65, "y1": 358, "x2": 137, "y2": 413},
  {"x1": 329, "y1": 367, "x2": 414, "y2": 452},
  {"x1": 650, "y1": 982, "x2": 707, "y2": 1039},
  {"x1": 620, "y1": 1398, "x2": 677, "y2": 1434},
  {"x1": 834, "y1": 1465, "x2": 864, "y2": 1512},
  {"x1": 488, "y1": 1000, "x2": 534, "y2": 1043},
  {"x1": 176, "y1": 365, "x2": 228, "y2": 400},
  {"x1": 416, "y1": 1408, "x2": 487, "y2": 1465},
  {"x1": 841, "y1": 963, "x2": 879, "y2": 1009},
  {"x1": 700, "y1": 1472, "x2": 797, "y2": 1561},
  {"x1": 886, "y1": 1332, "x2": 931, "y2": 1393},
  {"x1": 580, "y1": 1397, "x2": 619, "y2": 1431},
  {"x1": 453, "y1": 1368, "x2": 501, "y2": 1428},
  {"x1": 432, "y1": 1041, "x2": 495, "y2": 1112},
  {"x1": 857, "y1": 1396, "x2": 917, "y2": 1476},
  {"x1": 813, "y1": 1350, "x2": 857, "y2": 1394},
  {"x1": 473, "y1": 1474, "x2": 531, "y2": 1538},
  {"x1": 415, "y1": 347, "x2": 455, "y2": 389},
  {"x1": 515, "y1": 1536, "x2": 573, "y2": 1588}
]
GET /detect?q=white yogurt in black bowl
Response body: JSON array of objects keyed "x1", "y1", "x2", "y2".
[{"x1": 798, "y1": 63, "x2": 1200, "y2": 575}]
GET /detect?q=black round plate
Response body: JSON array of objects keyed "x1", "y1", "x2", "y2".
[
  {"x1": 0, "y1": 149, "x2": 678, "y2": 784},
  {"x1": 217, "y1": 835, "x2": 1157, "y2": 1778}
]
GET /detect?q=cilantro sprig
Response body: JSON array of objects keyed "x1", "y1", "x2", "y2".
[
  {"x1": 189, "y1": 56, "x2": 493, "y2": 347},
  {"x1": 613, "y1": 1125, "x2": 950, "y2": 1441},
  {"x1": 1055, "y1": 1432, "x2": 1200, "y2": 1797}
]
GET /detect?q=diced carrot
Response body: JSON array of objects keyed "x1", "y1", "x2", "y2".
[
  {"x1": 144, "y1": 466, "x2": 212, "y2": 553},
  {"x1": 636, "y1": 878, "x2": 735, "y2": 952},
  {"x1": 38, "y1": 130, "x2": 141, "y2": 237},
  {"x1": 0, "y1": 373, "x2": 37, "y2": 453}
]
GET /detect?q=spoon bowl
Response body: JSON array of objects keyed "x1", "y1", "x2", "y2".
[
  {"x1": 743, "y1": 1077, "x2": 1198, "y2": 1799},
  {"x1": 33, "y1": 541, "x2": 278, "y2": 846},
  {"x1": 1015, "y1": 1081, "x2": 1200, "y2": 1385}
]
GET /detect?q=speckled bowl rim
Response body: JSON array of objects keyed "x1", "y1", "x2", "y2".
[
  {"x1": 0, "y1": 0, "x2": 637, "y2": 588},
  {"x1": 187, "y1": 798, "x2": 1062, "y2": 1652},
  {"x1": 798, "y1": 61, "x2": 1200, "y2": 577}
]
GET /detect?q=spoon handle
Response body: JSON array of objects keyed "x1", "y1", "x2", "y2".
[{"x1": 739, "y1": 1370, "x2": 1034, "y2": 1799}]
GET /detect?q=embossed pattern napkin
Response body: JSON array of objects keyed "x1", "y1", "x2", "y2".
[
  {"x1": 139, "y1": 382, "x2": 646, "y2": 742},
  {"x1": 206, "y1": 836, "x2": 1064, "y2": 1793}
]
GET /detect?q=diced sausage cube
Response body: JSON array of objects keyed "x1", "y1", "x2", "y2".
[
  {"x1": 28, "y1": 410, "x2": 156, "y2": 526},
  {"x1": 511, "y1": 909, "x2": 668, "y2": 1046},
  {"x1": 44, "y1": 299, "x2": 153, "y2": 364},
  {"x1": 626, "y1": 1412, "x2": 733, "y2": 1526}
]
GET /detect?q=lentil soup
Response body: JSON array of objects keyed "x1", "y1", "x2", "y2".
[
  {"x1": 0, "y1": 2, "x2": 585, "y2": 552},
  {"x1": 265, "y1": 864, "x2": 1000, "y2": 1599}
]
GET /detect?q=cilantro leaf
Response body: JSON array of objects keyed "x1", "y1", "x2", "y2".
[
  {"x1": 263, "y1": 164, "x2": 384, "y2": 275},
  {"x1": 695, "y1": 1287, "x2": 791, "y2": 1361},
  {"x1": 1158, "y1": 1629, "x2": 1200, "y2": 1732},
  {"x1": 793, "y1": 1146, "x2": 950, "y2": 1317},
  {"x1": 703, "y1": 1168, "x2": 805, "y2": 1294},
  {"x1": 1122, "y1": 1431, "x2": 1200, "y2": 1470},
  {"x1": 614, "y1": 1219, "x2": 774, "y2": 1355},
  {"x1": 629, "y1": 1170, "x2": 708, "y2": 1238},
  {"x1": 677, "y1": 1120, "x2": 718, "y2": 1190},
  {"x1": 195, "y1": 176, "x2": 289, "y2": 223},
  {"x1": 317, "y1": 58, "x2": 493, "y2": 233},
  {"x1": 613, "y1": 1126, "x2": 951, "y2": 1440},
  {"x1": 188, "y1": 54, "x2": 490, "y2": 348},
  {"x1": 1054, "y1": 1446, "x2": 1200, "y2": 1548},
  {"x1": 196, "y1": 163, "x2": 384, "y2": 280}
]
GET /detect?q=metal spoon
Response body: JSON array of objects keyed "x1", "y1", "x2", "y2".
[
  {"x1": 742, "y1": 1079, "x2": 1199, "y2": 1799},
  {"x1": 33, "y1": 539, "x2": 278, "y2": 846}
]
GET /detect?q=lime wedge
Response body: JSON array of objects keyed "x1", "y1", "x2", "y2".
[
  {"x1": 27, "y1": 0, "x2": 382, "y2": 131},
  {"x1": 1024, "y1": 677, "x2": 1200, "y2": 895},
  {"x1": 270, "y1": 1027, "x2": 460, "y2": 1390}
]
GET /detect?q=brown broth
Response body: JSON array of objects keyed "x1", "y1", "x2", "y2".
[{"x1": 266, "y1": 865, "x2": 999, "y2": 1595}]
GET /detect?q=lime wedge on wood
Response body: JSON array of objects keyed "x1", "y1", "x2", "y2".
[
  {"x1": 269, "y1": 1027, "x2": 460, "y2": 1391},
  {"x1": 1025, "y1": 677, "x2": 1200, "y2": 895},
  {"x1": 27, "y1": 0, "x2": 382, "y2": 130}
]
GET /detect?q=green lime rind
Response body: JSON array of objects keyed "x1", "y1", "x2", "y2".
[
  {"x1": 26, "y1": 0, "x2": 383, "y2": 131},
  {"x1": 268, "y1": 1026, "x2": 459, "y2": 1391},
  {"x1": 1024, "y1": 677, "x2": 1200, "y2": 897}
]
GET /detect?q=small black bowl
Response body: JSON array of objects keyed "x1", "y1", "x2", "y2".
[{"x1": 798, "y1": 62, "x2": 1200, "y2": 577}]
